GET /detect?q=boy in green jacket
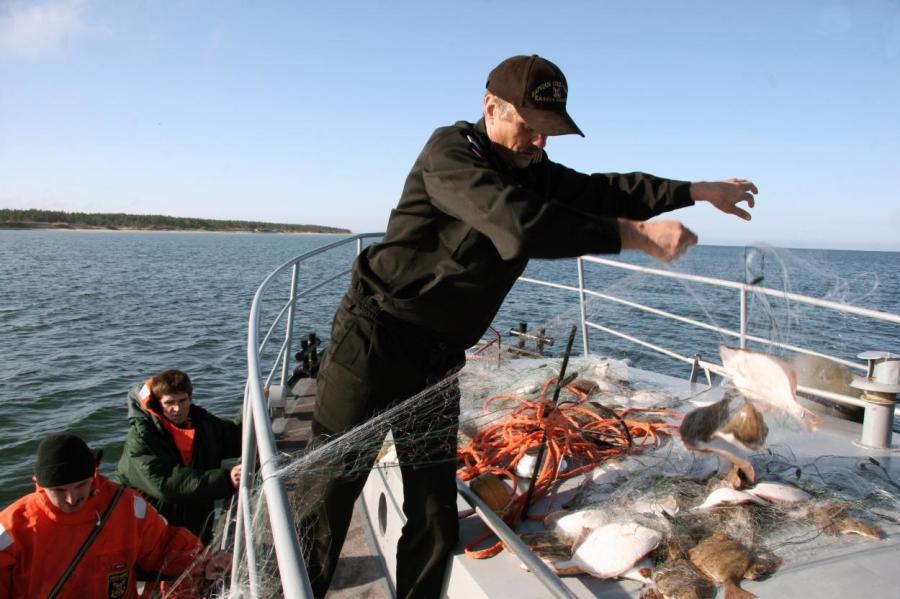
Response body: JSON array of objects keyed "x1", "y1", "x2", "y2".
[{"x1": 117, "y1": 369, "x2": 241, "y2": 542}]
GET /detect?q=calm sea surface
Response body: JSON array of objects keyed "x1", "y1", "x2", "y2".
[{"x1": 1, "y1": 229, "x2": 898, "y2": 506}]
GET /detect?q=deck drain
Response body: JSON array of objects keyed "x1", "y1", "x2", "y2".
[{"x1": 377, "y1": 492, "x2": 387, "y2": 535}]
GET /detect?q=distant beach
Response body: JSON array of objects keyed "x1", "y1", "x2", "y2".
[
  {"x1": 0, "y1": 209, "x2": 351, "y2": 235},
  {"x1": 0, "y1": 223, "x2": 351, "y2": 235}
]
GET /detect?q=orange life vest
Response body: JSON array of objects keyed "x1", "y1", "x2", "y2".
[{"x1": 0, "y1": 475, "x2": 203, "y2": 599}]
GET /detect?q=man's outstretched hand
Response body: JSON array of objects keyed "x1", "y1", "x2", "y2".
[
  {"x1": 619, "y1": 219, "x2": 698, "y2": 263},
  {"x1": 691, "y1": 178, "x2": 758, "y2": 221}
]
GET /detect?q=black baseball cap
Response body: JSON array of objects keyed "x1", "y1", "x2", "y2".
[
  {"x1": 486, "y1": 54, "x2": 584, "y2": 137},
  {"x1": 34, "y1": 434, "x2": 100, "y2": 487}
]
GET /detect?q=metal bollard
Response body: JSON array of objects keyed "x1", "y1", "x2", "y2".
[{"x1": 851, "y1": 351, "x2": 900, "y2": 449}]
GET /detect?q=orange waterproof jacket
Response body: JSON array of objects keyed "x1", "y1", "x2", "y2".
[{"x1": 0, "y1": 474, "x2": 203, "y2": 599}]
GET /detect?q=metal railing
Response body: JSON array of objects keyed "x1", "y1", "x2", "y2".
[
  {"x1": 554, "y1": 256, "x2": 897, "y2": 409},
  {"x1": 232, "y1": 233, "x2": 381, "y2": 598},
  {"x1": 234, "y1": 236, "x2": 899, "y2": 597}
]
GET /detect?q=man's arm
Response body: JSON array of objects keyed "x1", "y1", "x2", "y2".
[
  {"x1": 422, "y1": 129, "x2": 625, "y2": 260},
  {"x1": 214, "y1": 414, "x2": 242, "y2": 459},
  {"x1": 539, "y1": 160, "x2": 695, "y2": 220},
  {"x1": 133, "y1": 494, "x2": 205, "y2": 586},
  {"x1": 120, "y1": 431, "x2": 233, "y2": 503},
  {"x1": 618, "y1": 219, "x2": 698, "y2": 263},
  {"x1": 690, "y1": 178, "x2": 758, "y2": 220},
  {"x1": 209, "y1": 413, "x2": 243, "y2": 490}
]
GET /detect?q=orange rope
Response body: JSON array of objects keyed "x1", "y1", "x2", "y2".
[{"x1": 457, "y1": 376, "x2": 679, "y2": 558}]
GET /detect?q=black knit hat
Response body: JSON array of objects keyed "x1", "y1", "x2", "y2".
[
  {"x1": 34, "y1": 434, "x2": 98, "y2": 487},
  {"x1": 486, "y1": 54, "x2": 584, "y2": 137}
]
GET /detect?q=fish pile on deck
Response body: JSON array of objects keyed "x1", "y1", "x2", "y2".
[{"x1": 507, "y1": 347, "x2": 894, "y2": 599}]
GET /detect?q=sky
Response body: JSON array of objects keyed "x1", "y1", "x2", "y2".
[{"x1": 1, "y1": 0, "x2": 899, "y2": 251}]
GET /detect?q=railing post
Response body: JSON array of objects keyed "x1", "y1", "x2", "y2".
[
  {"x1": 577, "y1": 257, "x2": 589, "y2": 355},
  {"x1": 356, "y1": 237, "x2": 363, "y2": 255},
  {"x1": 689, "y1": 354, "x2": 700, "y2": 383},
  {"x1": 231, "y1": 382, "x2": 259, "y2": 593},
  {"x1": 280, "y1": 262, "x2": 300, "y2": 388},
  {"x1": 739, "y1": 286, "x2": 747, "y2": 349}
]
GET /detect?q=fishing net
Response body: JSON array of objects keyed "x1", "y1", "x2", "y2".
[{"x1": 215, "y1": 245, "x2": 896, "y2": 597}]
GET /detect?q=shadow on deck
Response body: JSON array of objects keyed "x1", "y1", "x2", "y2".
[{"x1": 274, "y1": 379, "x2": 393, "y2": 599}]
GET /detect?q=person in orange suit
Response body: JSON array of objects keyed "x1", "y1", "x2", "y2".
[{"x1": 0, "y1": 434, "x2": 228, "y2": 599}]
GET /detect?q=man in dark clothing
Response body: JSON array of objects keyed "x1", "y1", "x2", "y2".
[
  {"x1": 117, "y1": 369, "x2": 242, "y2": 543},
  {"x1": 300, "y1": 54, "x2": 758, "y2": 598}
]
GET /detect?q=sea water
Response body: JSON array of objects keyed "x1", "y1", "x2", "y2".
[{"x1": 1, "y1": 229, "x2": 897, "y2": 506}]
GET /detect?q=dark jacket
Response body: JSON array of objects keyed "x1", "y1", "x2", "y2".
[
  {"x1": 355, "y1": 118, "x2": 694, "y2": 349},
  {"x1": 116, "y1": 383, "x2": 241, "y2": 541}
]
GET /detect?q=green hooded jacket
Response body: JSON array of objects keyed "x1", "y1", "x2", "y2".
[{"x1": 116, "y1": 383, "x2": 241, "y2": 542}]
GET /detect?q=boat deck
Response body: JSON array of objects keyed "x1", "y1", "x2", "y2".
[
  {"x1": 275, "y1": 358, "x2": 900, "y2": 598},
  {"x1": 275, "y1": 379, "x2": 392, "y2": 599}
]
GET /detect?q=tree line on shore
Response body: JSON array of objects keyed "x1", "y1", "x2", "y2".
[{"x1": 0, "y1": 209, "x2": 350, "y2": 234}]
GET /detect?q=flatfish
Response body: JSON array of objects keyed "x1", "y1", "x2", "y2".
[
  {"x1": 652, "y1": 536, "x2": 716, "y2": 599},
  {"x1": 629, "y1": 389, "x2": 673, "y2": 409},
  {"x1": 620, "y1": 557, "x2": 654, "y2": 584},
  {"x1": 746, "y1": 481, "x2": 810, "y2": 505},
  {"x1": 550, "y1": 521, "x2": 662, "y2": 579},
  {"x1": 719, "y1": 346, "x2": 821, "y2": 432},
  {"x1": 715, "y1": 399, "x2": 768, "y2": 450},
  {"x1": 518, "y1": 530, "x2": 573, "y2": 565},
  {"x1": 694, "y1": 487, "x2": 766, "y2": 510},
  {"x1": 809, "y1": 502, "x2": 885, "y2": 540},
  {"x1": 688, "y1": 532, "x2": 758, "y2": 599},
  {"x1": 826, "y1": 517, "x2": 885, "y2": 540},
  {"x1": 680, "y1": 395, "x2": 757, "y2": 486},
  {"x1": 569, "y1": 378, "x2": 601, "y2": 396},
  {"x1": 544, "y1": 508, "x2": 607, "y2": 542},
  {"x1": 655, "y1": 560, "x2": 716, "y2": 599},
  {"x1": 666, "y1": 505, "x2": 758, "y2": 548},
  {"x1": 632, "y1": 493, "x2": 679, "y2": 517},
  {"x1": 680, "y1": 396, "x2": 732, "y2": 446}
]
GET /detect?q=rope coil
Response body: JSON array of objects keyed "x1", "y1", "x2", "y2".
[{"x1": 457, "y1": 376, "x2": 679, "y2": 558}]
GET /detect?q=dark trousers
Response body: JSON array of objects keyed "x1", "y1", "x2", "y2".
[{"x1": 297, "y1": 290, "x2": 463, "y2": 599}]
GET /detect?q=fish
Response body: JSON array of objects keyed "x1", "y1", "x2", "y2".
[
  {"x1": 680, "y1": 395, "x2": 757, "y2": 487},
  {"x1": 620, "y1": 557, "x2": 654, "y2": 584},
  {"x1": 744, "y1": 548, "x2": 783, "y2": 580},
  {"x1": 632, "y1": 493, "x2": 679, "y2": 517},
  {"x1": 629, "y1": 389, "x2": 673, "y2": 408},
  {"x1": 746, "y1": 481, "x2": 810, "y2": 505},
  {"x1": 543, "y1": 508, "x2": 607, "y2": 542},
  {"x1": 826, "y1": 517, "x2": 885, "y2": 540},
  {"x1": 809, "y1": 504, "x2": 885, "y2": 540},
  {"x1": 518, "y1": 530, "x2": 573, "y2": 566},
  {"x1": 654, "y1": 560, "x2": 717, "y2": 599},
  {"x1": 550, "y1": 521, "x2": 663, "y2": 579},
  {"x1": 715, "y1": 399, "x2": 768, "y2": 450},
  {"x1": 569, "y1": 378, "x2": 600, "y2": 395},
  {"x1": 694, "y1": 487, "x2": 767, "y2": 510},
  {"x1": 680, "y1": 395, "x2": 732, "y2": 446},
  {"x1": 652, "y1": 536, "x2": 717, "y2": 599},
  {"x1": 515, "y1": 451, "x2": 567, "y2": 478},
  {"x1": 688, "y1": 532, "x2": 758, "y2": 599},
  {"x1": 719, "y1": 346, "x2": 821, "y2": 432},
  {"x1": 666, "y1": 505, "x2": 758, "y2": 548}
]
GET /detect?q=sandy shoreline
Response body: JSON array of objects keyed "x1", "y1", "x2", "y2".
[{"x1": 0, "y1": 223, "x2": 352, "y2": 235}]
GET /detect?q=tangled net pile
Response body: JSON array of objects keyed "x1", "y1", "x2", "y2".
[{"x1": 457, "y1": 374, "x2": 679, "y2": 557}]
